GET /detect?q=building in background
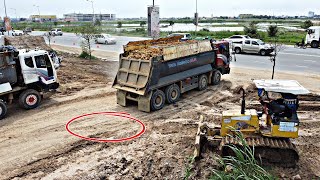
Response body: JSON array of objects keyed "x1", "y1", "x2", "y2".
[
  {"x1": 29, "y1": 15, "x2": 57, "y2": 22},
  {"x1": 147, "y1": 5, "x2": 160, "y2": 39},
  {"x1": 239, "y1": 14, "x2": 254, "y2": 19},
  {"x1": 63, "y1": 13, "x2": 116, "y2": 22},
  {"x1": 308, "y1": 11, "x2": 315, "y2": 18}
]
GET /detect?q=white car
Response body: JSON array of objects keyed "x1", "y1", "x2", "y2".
[
  {"x1": 94, "y1": 34, "x2": 116, "y2": 44},
  {"x1": 168, "y1": 33, "x2": 192, "y2": 41},
  {"x1": 224, "y1": 35, "x2": 251, "y2": 43},
  {"x1": 232, "y1": 39, "x2": 274, "y2": 56},
  {"x1": 10, "y1": 30, "x2": 23, "y2": 36},
  {"x1": 50, "y1": 28, "x2": 63, "y2": 36}
]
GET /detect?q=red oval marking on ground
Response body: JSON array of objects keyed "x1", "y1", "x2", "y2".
[{"x1": 66, "y1": 112, "x2": 146, "y2": 143}]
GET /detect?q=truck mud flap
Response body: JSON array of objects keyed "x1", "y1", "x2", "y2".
[
  {"x1": 138, "y1": 92, "x2": 152, "y2": 112},
  {"x1": 117, "y1": 90, "x2": 127, "y2": 107}
]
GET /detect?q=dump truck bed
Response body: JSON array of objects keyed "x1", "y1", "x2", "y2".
[{"x1": 113, "y1": 50, "x2": 216, "y2": 95}]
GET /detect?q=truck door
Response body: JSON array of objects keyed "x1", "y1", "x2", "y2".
[
  {"x1": 251, "y1": 41, "x2": 260, "y2": 53},
  {"x1": 21, "y1": 56, "x2": 39, "y2": 84},
  {"x1": 34, "y1": 54, "x2": 54, "y2": 81},
  {"x1": 243, "y1": 40, "x2": 251, "y2": 52}
]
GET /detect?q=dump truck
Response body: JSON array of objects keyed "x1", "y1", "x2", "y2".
[
  {"x1": 113, "y1": 36, "x2": 231, "y2": 112},
  {"x1": 0, "y1": 46, "x2": 59, "y2": 119}
]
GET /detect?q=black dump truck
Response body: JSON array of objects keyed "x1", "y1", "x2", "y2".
[{"x1": 113, "y1": 37, "x2": 231, "y2": 112}]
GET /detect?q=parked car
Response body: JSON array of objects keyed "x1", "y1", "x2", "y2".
[
  {"x1": 50, "y1": 28, "x2": 63, "y2": 36},
  {"x1": 168, "y1": 33, "x2": 192, "y2": 41},
  {"x1": 94, "y1": 34, "x2": 116, "y2": 44},
  {"x1": 10, "y1": 30, "x2": 23, "y2": 36},
  {"x1": 232, "y1": 39, "x2": 274, "y2": 56},
  {"x1": 224, "y1": 35, "x2": 251, "y2": 43},
  {"x1": 23, "y1": 27, "x2": 32, "y2": 33}
]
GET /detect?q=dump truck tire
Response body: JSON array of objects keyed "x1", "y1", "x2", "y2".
[
  {"x1": 19, "y1": 89, "x2": 42, "y2": 110},
  {"x1": 198, "y1": 75, "x2": 208, "y2": 91},
  {"x1": 212, "y1": 71, "x2": 222, "y2": 85},
  {"x1": 151, "y1": 90, "x2": 165, "y2": 111},
  {"x1": 165, "y1": 84, "x2": 181, "y2": 104},
  {"x1": 0, "y1": 100, "x2": 7, "y2": 120}
]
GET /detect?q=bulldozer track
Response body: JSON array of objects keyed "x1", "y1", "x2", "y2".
[{"x1": 220, "y1": 136, "x2": 299, "y2": 168}]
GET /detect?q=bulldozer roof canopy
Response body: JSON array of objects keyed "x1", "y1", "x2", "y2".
[{"x1": 253, "y1": 80, "x2": 310, "y2": 95}]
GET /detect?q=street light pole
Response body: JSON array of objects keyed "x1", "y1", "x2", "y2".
[
  {"x1": 11, "y1": 8, "x2": 17, "y2": 21},
  {"x1": 33, "y1": 5, "x2": 41, "y2": 23},
  {"x1": 86, "y1": 0, "x2": 95, "y2": 23}
]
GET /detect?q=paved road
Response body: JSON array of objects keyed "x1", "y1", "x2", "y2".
[{"x1": 31, "y1": 31, "x2": 320, "y2": 74}]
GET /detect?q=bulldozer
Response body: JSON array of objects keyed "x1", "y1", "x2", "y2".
[{"x1": 194, "y1": 80, "x2": 310, "y2": 167}]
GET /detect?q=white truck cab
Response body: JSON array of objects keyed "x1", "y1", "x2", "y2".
[
  {"x1": 19, "y1": 49, "x2": 58, "y2": 85},
  {"x1": 306, "y1": 26, "x2": 320, "y2": 48},
  {"x1": 0, "y1": 47, "x2": 59, "y2": 119}
]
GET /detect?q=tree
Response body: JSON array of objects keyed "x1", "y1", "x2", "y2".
[
  {"x1": 95, "y1": 19, "x2": 101, "y2": 26},
  {"x1": 169, "y1": 21, "x2": 175, "y2": 32},
  {"x1": 74, "y1": 24, "x2": 102, "y2": 60},
  {"x1": 140, "y1": 21, "x2": 146, "y2": 27},
  {"x1": 44, "y1": 32, "x2": 55, "y2": 47},
  {"x1": 244, "y1": 21, "x2": 259, "y2": 38},
  {"x1": 53, "y1": 21, "x2": 58, "y2": 26},
  {"x1": 267, "y1": 25, "x2": 279, "y2": 37},
  {"x1": 44, "y1": 25, "x2": 54, "y2": 47},
  {"x1": 117, "y1": 21, "x2": 122, "y2": 28},
  {"x1": 302, "y1": 20, "x2": 313, "y2": 29},
  {"x1": 268, "y1": 28, "x2": 285, "y2": 79}
]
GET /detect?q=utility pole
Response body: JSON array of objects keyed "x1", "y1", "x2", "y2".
[
  {"x1": 195, "y1": 0, "x2": 198, "y2": 33},
  {"x1": 4, "y1": 0, "x2": 9, "y2": 35}
]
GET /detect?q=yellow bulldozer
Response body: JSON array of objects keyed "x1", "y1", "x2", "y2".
[{"x1": 194, "y1": 80, "x2": 310, "y2": 167}]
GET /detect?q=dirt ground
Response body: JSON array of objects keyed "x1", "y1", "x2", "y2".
[{"x1": 0, "y1": 51, "x2": 319, "y2": 180}]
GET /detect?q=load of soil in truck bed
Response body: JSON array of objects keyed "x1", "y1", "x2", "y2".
[
  {"x1": 4, "y1": 36, "x2": 51, "y2": 51},
  {"x1": 124, "y1": 36, "x2": 212, "y2": 61}
]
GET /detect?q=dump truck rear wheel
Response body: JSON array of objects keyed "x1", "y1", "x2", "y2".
[
  {"x1": 0, "y1": 100, "x2": 7, "y2": 120},
  {"x1": 151, "y1": 90, "x2": 165, "y2": 111},
  {"x1": 165, "y1": 84, "x2": 181, "y2": 104},
  {"x1": 19, "y1": 89, "x2": 42, "y2": 110},
  {"x1": 212, "y1": 71, "x2": 222, "y2": 85},
  {"x1": 198, "y1": 75, "x2": 208, "y2": 91}
]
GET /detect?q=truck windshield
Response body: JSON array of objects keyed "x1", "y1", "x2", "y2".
[{"x1": 257, "y1": 40, "x2": 265, "y2": 45}]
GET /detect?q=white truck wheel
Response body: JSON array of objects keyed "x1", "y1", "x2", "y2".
[
  {"x1": 0, "y1": 100, "x2": 8, "y2": 120},
  {"x1": 19, "y1": 89, "x2": 42, "y2": 110}
]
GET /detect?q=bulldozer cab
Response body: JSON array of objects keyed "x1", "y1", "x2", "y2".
[{"x1": 254, "y1": 80, "x2": 310, "y2": 138}]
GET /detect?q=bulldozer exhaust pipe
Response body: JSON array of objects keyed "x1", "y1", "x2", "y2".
[{"x1": 239, "y1": 88, "x2": 246, "y2": 114}]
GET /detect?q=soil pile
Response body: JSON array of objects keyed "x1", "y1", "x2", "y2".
[{"x1": 4, "y1": 35, "x2": 51, "y2": 51}]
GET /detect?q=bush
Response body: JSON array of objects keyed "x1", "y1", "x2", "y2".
[
  {"x1": 244, "y1": 21, "x2": 260, "y2": 38},
  {"x1": 79, "y1": 51, "x2": 96, "y2": 59},
  {"x1": 267, "y1": 25, "x2": 279, "y2": 37},
  {"x1": 301, "y1": 20, "x2": 313, "y2": 29}
]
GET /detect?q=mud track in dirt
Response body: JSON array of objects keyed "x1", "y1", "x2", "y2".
[{"x1": 0, "y1": 52, "x2": 320, "y2": 179}]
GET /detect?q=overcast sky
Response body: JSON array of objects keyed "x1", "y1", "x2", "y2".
[{"x1": 2, "y1": 0, "x2": 320, "y2": 18}]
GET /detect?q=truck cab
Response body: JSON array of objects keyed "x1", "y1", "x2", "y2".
[
  {"x1": 0, "y1": 47, "x2": 59, "y2": 119},
  {"x1": 306, "y1": 26, "x2": 320, "y2": 48},
  {"x1": 18, "y1": 49, "x2": 58, "y2": 88}
]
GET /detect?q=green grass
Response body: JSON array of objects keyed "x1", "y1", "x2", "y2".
[
  {"x1": 11, "y1": 21, "x2": 306, "y2": 45},
  {"x1": 210, "y1": 131, "x2": 275, "y2": 180}
]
